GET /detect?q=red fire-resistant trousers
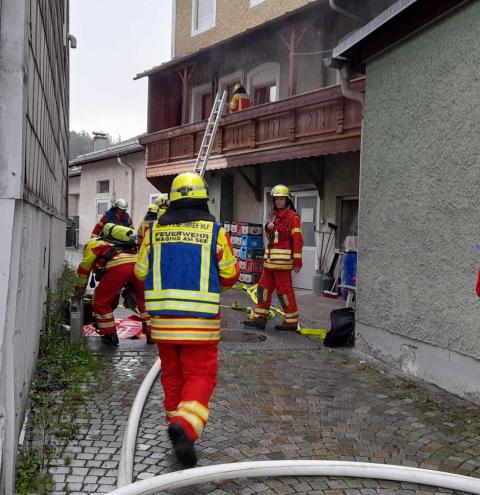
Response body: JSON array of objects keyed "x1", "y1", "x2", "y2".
[
  {"x1": 253, "y1": 268, "x2": 298, "y2": 327},
  {"x1": 157, "y1": 343, "x2": 218, "y2": 442},
  {"x1": 93, "y1": 263, "x2": 148, "y2": 335}
]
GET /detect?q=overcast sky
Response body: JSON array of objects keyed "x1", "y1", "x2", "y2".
[{"x1": 69, "y1": 0, "x2": 172, "y2": 141}]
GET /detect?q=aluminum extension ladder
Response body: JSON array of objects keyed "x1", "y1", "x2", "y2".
[{"x1": 193, "y1": 90, "x2": 227, "y2": 177}]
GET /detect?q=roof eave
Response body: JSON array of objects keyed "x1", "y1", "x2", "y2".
[
  {"x1": 332, "y1": 0, "x2": 471, "y2": 66},
  {"x1": 69, "y1": 144, "x2": 144, "y2": 167}
]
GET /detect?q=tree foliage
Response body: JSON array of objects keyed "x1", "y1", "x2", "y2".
[
  {"x1": 69, "y1": 130, "x2": 117, "y2": 160},
  {"x1": 69, "y1": 130, "x2": 94, "y2": 160}
]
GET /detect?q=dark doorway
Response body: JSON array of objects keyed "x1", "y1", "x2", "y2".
[{"x1": 338, "y1": 198, "x2": 358, "y2": 250}]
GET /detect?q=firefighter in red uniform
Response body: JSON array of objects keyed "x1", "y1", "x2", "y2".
[
  {"x1": 243, "y1": 184, "x2": 303, "y2": 331},
  {"x1": 229, "y1": 83, "x2": 251, "y2": 112},
  {"x1": 74, "y1": 223, "x2": 152, "y2": 345},
  {"x1": 135, "y1": 172, "x2": 239, "y2": 467},
  {"x1": 91, "y1": 198, "x2": 133, "y2": 238}
]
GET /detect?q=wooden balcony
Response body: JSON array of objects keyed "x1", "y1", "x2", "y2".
[{"x1": 140, "y1": 79, "x2": 364, "y2": 178}]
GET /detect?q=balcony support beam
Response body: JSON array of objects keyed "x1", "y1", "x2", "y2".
[
  {"x1": 308, "y1": 159, "x2": 325, "y2": 223},
  {"x1": 278, "y1": 22, "x2": 312, "y2": 97},
  {"x1": 238, "y1": 166, "x2": 262, "y2": 202},
  {"x1": 178, "y1": 64, "x2": 195, "y2": 125}
]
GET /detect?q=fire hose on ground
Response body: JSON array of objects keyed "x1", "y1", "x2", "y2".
[{"x1": 114, "y1": 286, "x2": 480, "y2": 493}]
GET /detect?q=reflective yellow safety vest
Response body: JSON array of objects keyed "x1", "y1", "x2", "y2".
[{"x1": 142, "y1": 221, "x2": 221, "y2": 318}]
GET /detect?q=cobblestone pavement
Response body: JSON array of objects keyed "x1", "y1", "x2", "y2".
[{"x1": 47, "y1": 288, "x2": 480, "y2": 494}]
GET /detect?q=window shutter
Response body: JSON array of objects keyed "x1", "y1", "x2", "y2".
[{"x1": 195, "y1": 0, "x2": 214, "y2": 31}]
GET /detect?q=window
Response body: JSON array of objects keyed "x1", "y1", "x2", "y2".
[
  {"x1": 219, "y1": 71, "x2": 243, "y2": 104},
  {"x1": 247, "y1": 62, "x2": 280, "y2": 104},
  {"x1": 96, "y1": 200, "x2": 109, "y2": 220},
  {"x1": 96, "y1": 180, "x2": 109, "y2": 193},
  {"x1": 150, "y1": 193, "x2": 159, "y2": 205},
  {"x1": 192, "y1": 0, "x2": 215, "y2": 36},
  {"x1": 191, "y1": 83, "x2": 211, "y2": 122},
  {"x1": 254, "y1": 82, "x2": 277, "y2": 105},
  {"x1": 250, "y1": 0, "x2": 266, "y2": 6}
]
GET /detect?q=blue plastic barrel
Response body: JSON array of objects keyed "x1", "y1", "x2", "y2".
[{"x1": 341, "y1": 252, "x2": 357, "y2": 300}]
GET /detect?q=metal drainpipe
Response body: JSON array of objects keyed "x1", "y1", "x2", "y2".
[
  {"x1": 328, "y1": 0, "x2": 365, "y2": 23},
  {"x1": 117, "y1": 156, "x2": 134, "y2": 220},
  {"x1": 339, "y1": 65, "x2": 364, "y2": 107}
]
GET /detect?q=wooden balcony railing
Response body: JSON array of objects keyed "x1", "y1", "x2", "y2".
[{"x1": 140, "y1": 79, "x2": 364, "y2": 177}]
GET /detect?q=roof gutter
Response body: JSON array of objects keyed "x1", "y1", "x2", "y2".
[
  {"x1": 324, "y1": 56, "x2": 364, "y2": 108},
  {"x1": 327, "y1": 0, "x2": 365, "y2": 108},
  {"x1": 328, "y1": 0, "x2": 365, "y2": 23}
]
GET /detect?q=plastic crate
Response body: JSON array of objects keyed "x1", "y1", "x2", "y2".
[
  {"x1": 240, "y1": 235, "x2": 263, "y2": 248},
  {"x1": 223, "y1": 221, "x2": 231, "y2": 233},
  {"x1": 239, "y1": 247, "x2": 265, "y2": 260},
  {"x1": 235, "y1": 223, "x2": 246, "y2": 235},
  {"x1": 250, "y1": 248, "x2": 265, "y2": 260},
  {"x1": 241, "y1": 223, "x2": 263, "y2": 236},
  {"x1": 243, "y1": 272, "x2": 261, "y2": 284},
  {"x1": 244, "y1": 259, "x2": 263, "y2": 273}
]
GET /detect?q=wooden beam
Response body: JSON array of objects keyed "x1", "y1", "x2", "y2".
[
  {"x1": 278, "y1": 21, "x2": 312, "y2": 97},
  {"x1": 307, "y1": 158, "x2": 325, "y2": 223},
  {"x1": 178, "y1": 65, "x2": 195, "y2": 125},
  {"x1": 288, "y1": 26, "x2": 296, "y2": 97},
  {"x1": 238, "y1": 166, "x2": 262, "y2": 202}
]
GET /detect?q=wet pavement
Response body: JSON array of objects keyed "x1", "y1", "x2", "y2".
[{"x1": 45, "y1": 279, "x2": 480, "y2": 494}]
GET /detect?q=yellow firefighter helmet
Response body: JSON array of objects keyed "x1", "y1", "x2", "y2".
[
  {"x1": 170, "y1": 172, "x2": 209, "y2": 203},
  {"x1": 271, "y1": 184, "x2": 291, "y2": 198},
  {"x1": 154, "y1": 193, "x2": 169, "y2": 208}
]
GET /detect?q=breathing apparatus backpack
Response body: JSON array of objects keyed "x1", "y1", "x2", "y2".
[{"x1": 89, "y1": 224, "x2": 138, "y2": 286}]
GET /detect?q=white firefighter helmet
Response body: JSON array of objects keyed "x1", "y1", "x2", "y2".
[{"x1": 114, "y1": 198, "x2": 128, "y2": 210}]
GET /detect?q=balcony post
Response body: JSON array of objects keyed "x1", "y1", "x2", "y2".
[
  {"x1": 178, "y1": 65, "x2": 195, "y2": 125},
  {"x1": 289, "y1": 110, "x2": 296, "y2": 142},
  {"x1": 250, "y1": 119, "x2": 256, "y2": 148},
  {"x1": 336, "y1": 97, "x2": 344, "y2": 134}
]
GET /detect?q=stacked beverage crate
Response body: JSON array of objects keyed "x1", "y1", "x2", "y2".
[
  {"x1": 223, "y1": 222, "x2": 264, "y2": 284},
  {"x1": 223, "y1": 221, "x2": 242, "y2": 259}
]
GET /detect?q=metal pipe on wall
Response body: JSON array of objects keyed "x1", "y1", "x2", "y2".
[{"x1": 117, "y1": 156, "x2": 134, "y2": 219}]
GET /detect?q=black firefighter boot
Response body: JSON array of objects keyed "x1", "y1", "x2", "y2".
[
  {"x1": 101, "y1": 333, "x2": 119, "y2": 346},
  {"x1": 168, "y1": 423, "x2": 197, "y2": 468},
  {"x1": 143, "y1": 322, "x2": 154, "y2": 345},
  {"x1": 274, "y1": 324, "x2": 297, "y2": 332},
  {"x1": 242, "y1": 316, "x2": 267, "y2": 330}
]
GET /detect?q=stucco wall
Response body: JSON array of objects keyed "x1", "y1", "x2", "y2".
[
  {"x1": 77, "y1": 152, "x2": 160, "y2": 245},
  {"x1": 359, "y1": 3, "x2": 480, "y2": 359},
  {"x1": 68, "y1": 175, "x2": 80, "y2": 217},
  {"x1": 174, "y1": 0, "x2": 319, "y2": 57},
  {"x1": 69, "y1": 175, "x2": 80, "y2": 195}
]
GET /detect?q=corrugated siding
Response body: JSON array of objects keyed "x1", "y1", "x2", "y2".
[{"x1": 24, "y1": 0, "x2": 68, "y2": 218}]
